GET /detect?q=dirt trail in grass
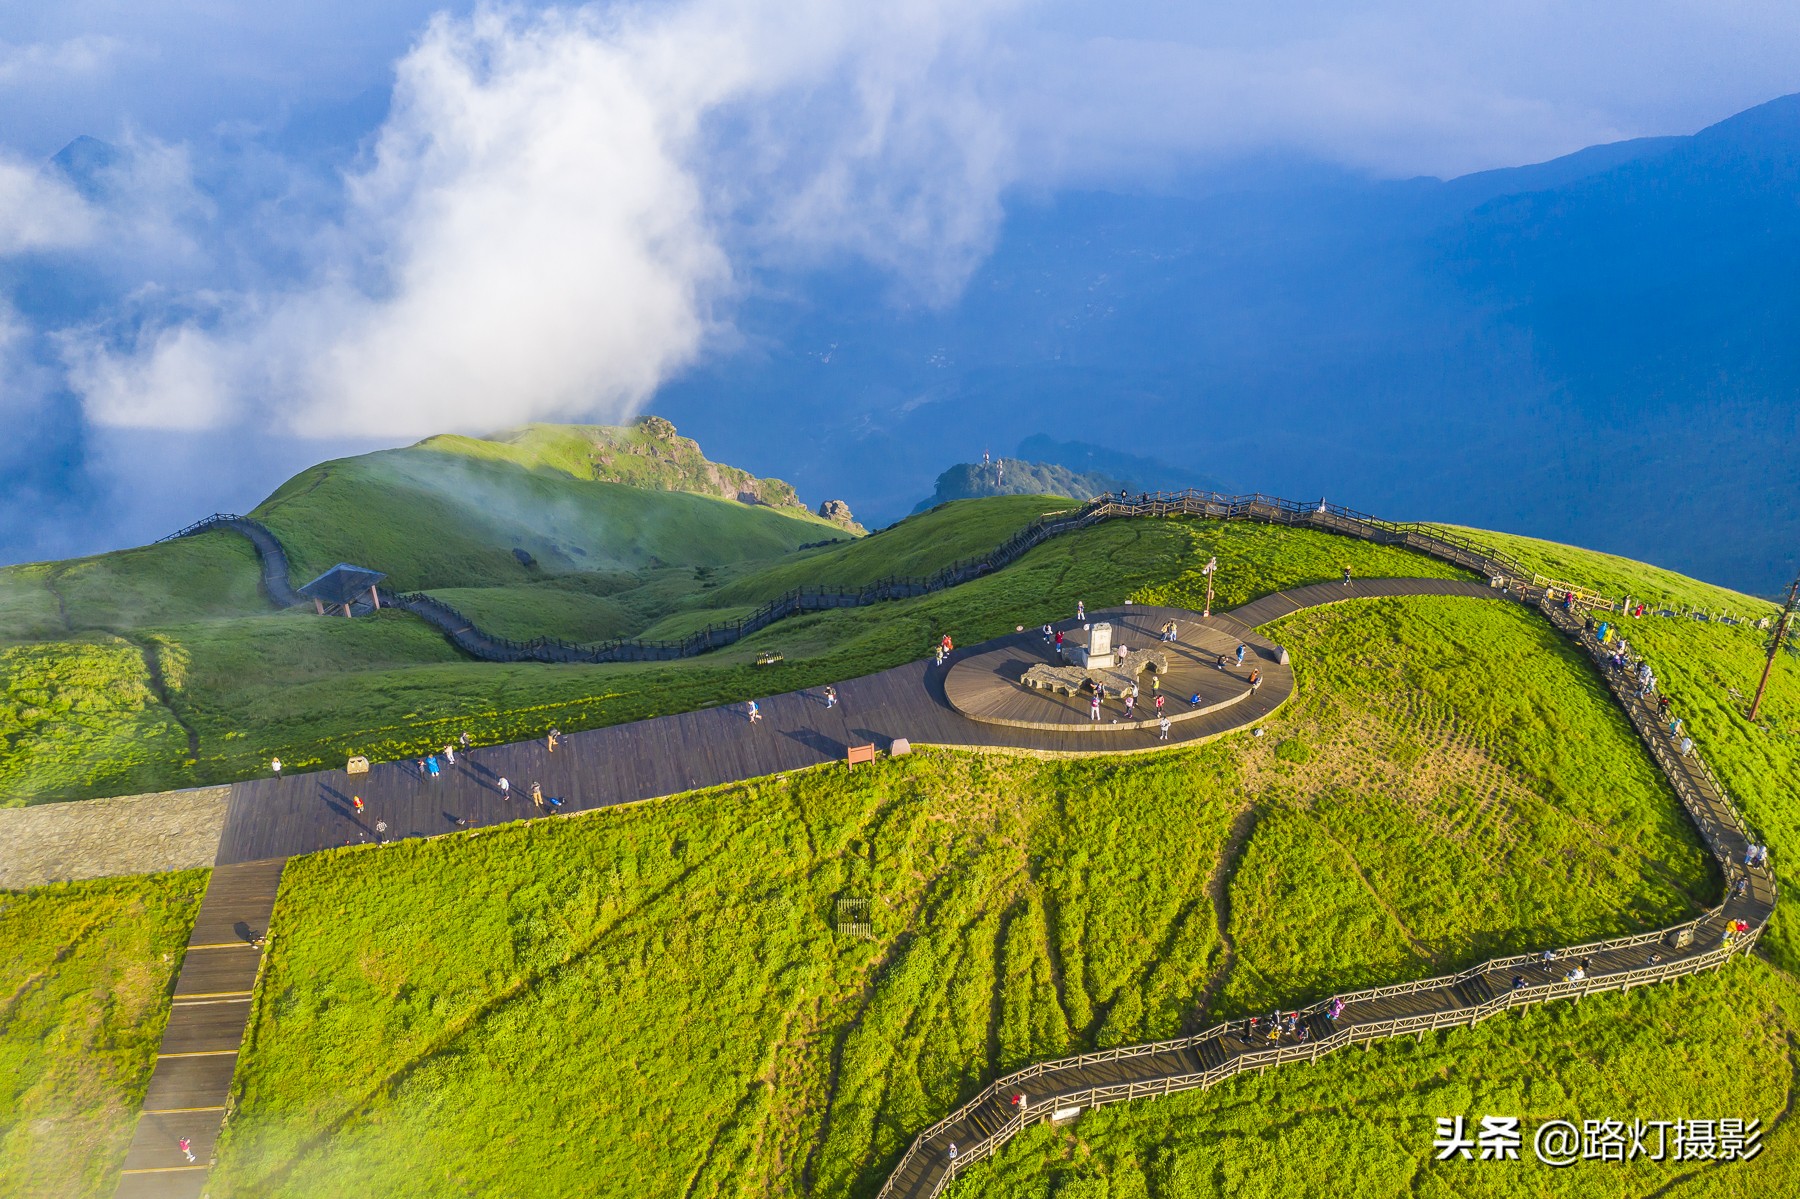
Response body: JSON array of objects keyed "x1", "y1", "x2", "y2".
[
  {"x1": 1315, "y1": 824, "x2": 1442, "y2": 966},
  {"x1": 1192, "y1": 802, "x2": 1257, "y2": 1026},
  {"x1": 133, "y1": 638, "x2": 200, "y2": 764}
]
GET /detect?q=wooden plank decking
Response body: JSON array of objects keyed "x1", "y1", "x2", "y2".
[
  {"x1": 211, "y1": 581, "x2": 1498, "y2": 866},
  {"x1": 877, "y1": 592, "x2": 1778, "y2": 1198},
  {"x1": 98, "y1": 567, "x2": 1772, "y2": 1199},
  {"x1": 114, "y1": 858, "x2": 286, "y2": 1199}
]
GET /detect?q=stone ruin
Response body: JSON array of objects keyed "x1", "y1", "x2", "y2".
[{"x1": 1022, "y1": 629, "x2": 1172, "y2": 698}]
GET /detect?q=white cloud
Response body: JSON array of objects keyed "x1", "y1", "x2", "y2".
[
  {"x1": 64, "y1": 0, "x2": 1024, "y2": 438},
  {"x1": 0, "y1": 35, "x2": 121, "y2": 87},
  {"x1": 64, "y1": 321, "x2": 236, "y2": 429},
  {"x1": 0, "y1": 153, "x2": 96, "y2": 253}
]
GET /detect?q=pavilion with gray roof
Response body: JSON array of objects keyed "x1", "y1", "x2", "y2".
[{"x1": 297, "y1": 564, "x2": 387, "y2": 617}]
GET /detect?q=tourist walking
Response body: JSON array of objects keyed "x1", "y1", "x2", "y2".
[
  {"x1": 531, "y1": 783, "x2": 544, "y2": 810},
  {"x1": 935, "y1": 644, "x2": 946, "y2": 667},
  {"x1": 1090, "y1": 694, "x2": 1102, "y2": 720},
  {"x1": 179, "y1": 1137, "x2": 195, "y2": 1163},
  {"x1": 352, "y1": 795, "x2": 365, "y2": 817},
  {"x1": 427, "y1": 754, "x2": 441, "y2": 779},
  {"x1": 270, "y1": 757, "x2": 281, "y2": 777},
  {"x1": 747, "y1": 700, "x2": 763, "y2": 724},
  {"x1": 1166, "y1": 619, "x2": 1178, "y2": 642},
  {"x1": 444, "y1": 743, "x2": 456, "y2": 765},
  {"x1": 460, "y1": 730, "x2": 472, "y2": 751},
  {"x1": 1076, "y1": 600, "x2": 1085, "y2": 621},
  {"x1": 548, "y1": 728, "x2": 561, "y2": 753},
  {"x1": 1154, "y1": 693, "x2": 1166, "y2": 715},
  {"x1": 1159, "y1": 714, "x2": 1171, "y2": 741},
  {"x1": 1054, "y1": 629, "x2": 1065, "y2": 657},
  {"x1": 824, "y1": 685, "x2": 837, "y2": 709},
  {"x1": 1124, "y1": 693, "x2": 1135, "y2": 718},
  {"x1": 1679, "y1": 736, "x2": 1694, "y2": 757},
  {"x1": 1235, "y1": 643, "x2": 1246, "y2": 666},
  {"x1": 1342, "y1": 566, "x2": 1352, "y2": 586},
  {"x1": 498, "y1": 776, "x2": 511, "y2": 801},
  {"x1": 1248, "y1": 668, "x2": 1261, "y2": 692}
]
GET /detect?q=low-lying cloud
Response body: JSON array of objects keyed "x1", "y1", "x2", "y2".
[
  {"x1": 60, "y1": 0, "x2": 1021, "y2": 439},
  {"x1": 0, "y1": 152, "x2": 95, "y2": 253}
]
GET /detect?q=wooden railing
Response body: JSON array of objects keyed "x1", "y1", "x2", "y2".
[
  {"x1": 165, "y1": 491, "x2": 1537, "y2": 665},
  {"x1": 873, "y1": 543, "x2": 1774, "y2": 1199}
]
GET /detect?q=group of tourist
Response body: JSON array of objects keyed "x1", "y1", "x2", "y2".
[{"x1": 1241, "y1": 1009, "x2": 1311, "y2": 1046}]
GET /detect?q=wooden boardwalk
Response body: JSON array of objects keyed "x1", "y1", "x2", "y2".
[
  {"x1": 114, "y1": 857, "x2": 286, "y2": 1199},
  {"x1": 212, "y1": 579, "x2": 1494, "y2": 865},
  {"x1": 943, "y1": 606, "x2": 1276, "y2": 731},
  {"x1": 876, "y1": 592, "x2": 1778, "y2": 1198},
  {"x1": 104, "y1": 498, "x2": 1773, "y2": 1198}
]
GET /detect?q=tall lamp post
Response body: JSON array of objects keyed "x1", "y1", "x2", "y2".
[
  {"x1": 1202, "y1": 557, "x2": 1219, "y2": 619},
  {"x1": 1749, "y1": 574, "x2": 1800, "y2": 722}
]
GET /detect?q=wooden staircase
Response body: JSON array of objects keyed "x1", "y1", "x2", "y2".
[{"x1": 114, "y1": 858, "x2": 286, "y2": 1199}]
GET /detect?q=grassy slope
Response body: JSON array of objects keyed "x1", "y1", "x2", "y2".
[
  {"x1": 0, "y1": 531, "x2": 268, "y2": 641},
  {"x1": 0, "y1": 871, "x2": 208, "y2": 1199},
  {"x1": 254, "y1": 435, "x2": 838, "y2": 592},
  {"x1": 1462, "y1": 528, "x2": 1800, "y2": 973},
  {"x1": 0, "y1": 637, "x2": 197, "y2": 804},
  {"x1": 148, "y1": 520, "x2": 1467, "y2": 786},
  {"x1": 209, "y1": 595, "x2": 1710, "y2": 1198},
  {"x1": 955, "y1": 960, "x2": 1800, "y2": 1199},
  {"x1": 702, "y1": 496, "x2": 1083, "y2": 607}
]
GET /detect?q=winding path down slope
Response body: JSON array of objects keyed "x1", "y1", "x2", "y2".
[
  {"x1": 163, "y1": 491, "x2": 1520, "y2": 663},
  {"x1": 130, "y1": 498, "x2": 1773, "y2": 1199},
  {"x1": 876, "y1": 590, "x2": 1775, "y2": 1198}
]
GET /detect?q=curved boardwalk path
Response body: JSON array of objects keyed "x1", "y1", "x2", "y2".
[
  {"x1": 124, "y1": 501, "x2": 1773, "y2": 1198},
  {"x1": 163, "y1": 491, "x2": 1525, "y2": 664},
  {"x1": 877, "y1": 592, "x2": 1776, "y2": 1199}
]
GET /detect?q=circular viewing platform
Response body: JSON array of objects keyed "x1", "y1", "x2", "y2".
[{"x1": 942, "y1": 605, "x2": 1293, "y2": 733}]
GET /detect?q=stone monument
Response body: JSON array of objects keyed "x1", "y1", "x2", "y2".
[{"x1": 1077, "y1": 622, "x2": 1115, "y2": 669}]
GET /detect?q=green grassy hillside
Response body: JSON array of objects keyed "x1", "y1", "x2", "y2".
[
  {"x1": 254, "y1": 427, "x2": 842, "y2": 591},
  {"x1": 207, "y1": 594, "x2": 1714, "y2": 1197},
  {"x1": 0, "y1": 532, "x2": 268, "y2": 641},
  {"x1": 0, "y1": 870, "x2": 207, "y2": 1199}
]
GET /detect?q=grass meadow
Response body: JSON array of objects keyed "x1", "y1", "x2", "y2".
[
  {"x1": 208, "y1": 594, "x2": 1717, "y2": 1198},
  {"x1": 0, "y1": 516, "x2": 1468, "y2": 805},
  {"x1": 0, "y1": 871, "x2": 207, "y2": 1199}
]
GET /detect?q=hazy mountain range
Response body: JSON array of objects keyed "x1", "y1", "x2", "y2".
[{"x1": 656, "y1": 94, "x2": 1800, "y2": 595}]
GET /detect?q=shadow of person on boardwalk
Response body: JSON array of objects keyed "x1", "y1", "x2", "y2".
[
  {"x1": 318, "y1": 784, "x2": 361, "y2": 820},
  {"x1": 781, "y1": 728, "x2": 847, "y2": 756}
]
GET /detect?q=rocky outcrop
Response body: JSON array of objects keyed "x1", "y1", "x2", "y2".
[{"x1": 817, "y1": 499, "x2": 863, "y2": 531}]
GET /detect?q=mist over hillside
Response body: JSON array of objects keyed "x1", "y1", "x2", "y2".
[{"x1": 656, "y1": 95, "x2": 1800, "y2": 595}]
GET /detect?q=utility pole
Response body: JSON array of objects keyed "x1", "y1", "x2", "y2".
[
  {"x1": 1202, "y1": 557, "x2": 1219, "y2": 619},
  {"x1": 1750, "y1": 574, "x2": 1800, "y2": 721}
]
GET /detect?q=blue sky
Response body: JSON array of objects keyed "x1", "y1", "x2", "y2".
[{"x1": 1, "y1": 1, "x2": 1797, "y2": 563}]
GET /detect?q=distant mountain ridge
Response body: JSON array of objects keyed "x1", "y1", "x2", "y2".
[
  {"x1": 915, "y1": 439, "x2": 1229, "y2": 511},
  {"x1": 913, "y1": 459, "x2": 1125, "y2": 512},
  {"x1": 655, "y1": 92, "x2": 1800, "y2": 595}
]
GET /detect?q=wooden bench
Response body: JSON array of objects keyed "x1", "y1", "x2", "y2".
[{"x1": 846, "y1": 743, "x2": 877, "y2": 769}]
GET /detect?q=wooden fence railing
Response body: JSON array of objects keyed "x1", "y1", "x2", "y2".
[
  {"x1": 165, "y1": 491, "x2": 1540, "y2": 665},
  {"x1": 872, "y1": 536, "x2": 1775, "y2": 1199}
]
